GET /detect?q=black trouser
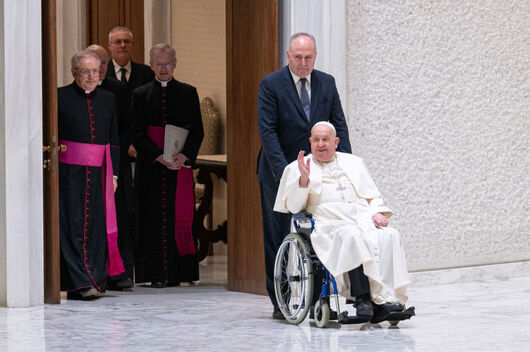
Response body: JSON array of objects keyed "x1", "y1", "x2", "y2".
[
  {"x1": 312, "y1": 265, "x2": 369, "y2": 306},
  {"x1": 348, "y1": 266, "x2": 370, "y2": 297},
  {"x1": 259, "y1": 178, "x2": 292, "y2": 308}
]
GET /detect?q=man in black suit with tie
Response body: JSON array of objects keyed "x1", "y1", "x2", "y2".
[
  {"x1": 87, "y1": 44, "x2": 134, "y2": 291},
  {"x1": 106, "y1": 26, "x2": 154, "y2": 164},
  {"x1": 105, "y1": 26, "x2": 154, "y2": 289},
  {"x1": 257, "y1": 32, "x2": 354, "y2": 319}
]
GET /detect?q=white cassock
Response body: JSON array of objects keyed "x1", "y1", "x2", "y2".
[{"x1": 274, "y1": 152, "x2": 411, "y2": 305}]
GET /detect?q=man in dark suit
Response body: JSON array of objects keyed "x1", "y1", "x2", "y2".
[
  {"x1": 87, "y1": 44, "x2": 134, "y2": 291},
  {"x1": 106, "y1": 26, "x2": 155, "y2": 159},
  {"x1": 257, "y1": 32, "x2": 352, "y2": 319},
  {"x1": 106, "y1": 26, "x2": 154, "y2": 95},
  {"x1": 105, "y1": 27, "x2": 155, "y2": 288}
]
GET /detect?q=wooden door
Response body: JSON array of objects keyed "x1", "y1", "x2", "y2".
[
  {"x1": 86, "y1": 0, "x2": 146, "y2": 63},
  {"x1": 226, "y1": 0, "x2": 278, "y2": 294},
  {"x1": 42, "y1": 0, "x2": 61, "y2": 304}
]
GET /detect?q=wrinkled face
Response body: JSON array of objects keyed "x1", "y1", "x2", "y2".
[
  {"x1": 93, "y1": 49, "x2": 109, "y2": 80},
  {"x1": 72, "y1": 57, "x2": 99, "y2": 92},
  {"x1": 108, "y1": 30, "x2": 133, "y2": 63},
  {"x1": 150, "y1": 50, "x2": 176, "y2": 82},
  {"x1": 286, "y1": 35, "x2": 317, "y2": 78},
  {"x1": 310, "y1": 124, "x2": 339, "y2": 163}
]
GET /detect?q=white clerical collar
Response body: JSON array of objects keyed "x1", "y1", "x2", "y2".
[
  {"x1": 315, "y1": 155, "x2": 337, "y2": 166},
  {"x1": 289, "y1": 67, "x2": 311, "y2": 85},
  {"x1": 113, "y1": 59, "x2": 132, "y2": 75},
  {"x1": 156, "y1": 77, "x2": 173, "y2": 87},
  {"x1": 98, "y1": 80, "x2": 103, "y2": 86}
]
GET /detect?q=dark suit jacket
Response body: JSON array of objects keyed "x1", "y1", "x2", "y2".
[
  {"x1": 257, "y1": 65, "x2": 352, "y2": 183},
  {"x1": 100, "y1": 77, "x2": 130, "y2": 152},
  {"x1": 106, "y1": 60, "x2": 155, "y2": 95}
]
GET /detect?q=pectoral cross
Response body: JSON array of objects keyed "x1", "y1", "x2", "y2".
[{"x1": 336, "y1": 181, "x2": 347, "y2": 201}]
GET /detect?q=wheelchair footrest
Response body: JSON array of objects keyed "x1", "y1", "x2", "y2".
[
  {"x1": 338, "y1": 311, "x2": 371, "y2": 324},
  {"x1": 371, "y1": 306, "x2": 415, "y2": 324}
]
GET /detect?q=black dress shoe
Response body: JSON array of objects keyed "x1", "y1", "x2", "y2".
[
  {"x1": 272, "y1": 307, "x2": 285, "y2": 320},
  {"x1": 354, "y1": 299, "x2": 374, "y2": 317},
  {"x1": 67, "y1": 287, "x2": 98, "y2": 300},
  {"x1": 116, "y1": 278, "x2": 134, "y2": 289},
  {"x1": 151, "y1": 281, "x2": 166, "y2": 288},
  {"x1": 370, "y1": 302, "x2": 402, "y2": 324},
  {"x1": 107, "y1": 278, "x2": 134, "y2": 291}
]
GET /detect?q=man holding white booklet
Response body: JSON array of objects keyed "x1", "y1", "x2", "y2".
[{"x1": 131, "y1": 43, "x2": 204, "y2": 288}]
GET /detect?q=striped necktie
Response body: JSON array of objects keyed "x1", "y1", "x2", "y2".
[{"x1": 300, "y1": 78, "x2": 310, "y2": 121}]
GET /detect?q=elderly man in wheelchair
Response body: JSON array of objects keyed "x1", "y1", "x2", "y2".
[{"x1": 272, "y1": 121, "x2": 415, "y2": 327}]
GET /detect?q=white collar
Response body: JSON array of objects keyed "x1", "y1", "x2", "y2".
[
  {"x1": 289, "y1": 67, "x2": 311, "y2": 85},
  {"x1": 113, "y1": 59, "x2": 132, "y2": 74}
]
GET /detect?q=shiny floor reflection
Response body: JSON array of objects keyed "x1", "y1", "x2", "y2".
[{"x1": 1, "y1": 257, "x2": 529, "y2": 351}]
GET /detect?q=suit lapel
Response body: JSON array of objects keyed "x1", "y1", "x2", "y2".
[
  {"x1": 107, "y1": 61, "x2": 117, "y2": 79},
  {"x1": 281, "y1": 66, "x2": 307, "y2": 122},
  {"x1": 309, "y1": 70, "x2": 320, "y2": 124}
]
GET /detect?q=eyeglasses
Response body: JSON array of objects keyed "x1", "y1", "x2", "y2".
[
  {"x1": 110, "y1": 39, "x2": 132, "y2": 45},
  {"x1": 154, "y1": 62, "x2": 173, "y2": 69},
  {"x1": 78, "y1": 68, "x2": 99, "y2": 77}
]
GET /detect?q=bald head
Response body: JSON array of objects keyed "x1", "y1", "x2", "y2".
[{"x1": 86, "y1": 44, "x2": 109, "y2": 80}]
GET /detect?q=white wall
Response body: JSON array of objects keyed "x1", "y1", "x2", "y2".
[
  {"x1": 280, "y1": 0, "x2": 347, "y2": 112},
  {"x1": 0, "y1": 0, "x2": 44, "y2": 307},
  {"x1": 56, "y1": 0, "x2": 86, "y2": 87},
  {"x1": 345, "y1": 0, "x2": 529, "y2": 271}
]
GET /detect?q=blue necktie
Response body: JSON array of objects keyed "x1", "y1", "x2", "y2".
[{"x1": 299, "y1": 78, "x2": 310, "y2": 121}]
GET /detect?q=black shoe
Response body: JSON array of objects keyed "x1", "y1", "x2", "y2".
[
  {"x1": 116, "y1": 278, "x2": 134, "y2": 289},
  {"x1": 67, "y1": 287, "x2": 98, "y2": 300},
  {"x1": 353, "y1": 297, "x2": 374, "y2": 317},
  {"x1": 309, "y1": 306, "x2": 339, "y2": 320},
  {"x1": 151, "y1": 281, "x2": 166, "y2": 288},
  {"x1": 370, "y1": 302, "x2": 402, "y2": 324},
  {"x1": 272, "y1": 307, "x2": 285, "y2": 320},
  {"x1": 107, "y1": 278, "x2": 134, "y2": 291}
]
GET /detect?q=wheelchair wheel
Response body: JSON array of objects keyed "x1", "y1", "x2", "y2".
[
  {"x1": 274, "y1": 233, "x2": 314, "y2": 325},
  {"x1": 314, "y1": 298, "x2": 330, "y2": 328}
]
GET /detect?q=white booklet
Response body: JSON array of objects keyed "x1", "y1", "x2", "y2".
[{"x1": 163, "y1": 124, "x2": 189, "y2": 162}]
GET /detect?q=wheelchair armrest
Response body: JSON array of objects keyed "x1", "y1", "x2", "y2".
[
  {"x1": 292, "y1": 212, "x2": 314, "y2": 237},
  {"x1": 293, "y1": 211, "x2": 312, "y2": 220}
]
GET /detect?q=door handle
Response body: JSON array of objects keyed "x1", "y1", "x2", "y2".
[{"x1": 43, "y1": 137, "x2": 67, "y2": 171}]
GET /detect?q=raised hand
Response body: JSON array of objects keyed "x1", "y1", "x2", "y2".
[{"x1": 297, "y1": 150, "x2": 310, "y2": 187}]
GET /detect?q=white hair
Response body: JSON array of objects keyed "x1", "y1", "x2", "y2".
[{"x1": 311, "y1": 121, "x2": 336, "y2": 135}]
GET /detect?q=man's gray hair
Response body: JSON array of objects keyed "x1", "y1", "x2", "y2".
[
  {"x1": 289, "y1": 32, "x2": 317, "y2": 51},
  {"x1": 71, "y1": 50, "x2": 100, "y2": 70},
  {"x1": 108, "y1": 26, "x2": 134, "y2": 42},
  {"x1": 312, "y1": 121, "x2": 336, "y2": 136},
  {"x1": 149, "y1": 43, "x2": 177, "y2": 62}
]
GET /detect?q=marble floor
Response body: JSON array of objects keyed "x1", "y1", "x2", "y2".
[{"x1": 1, "y1": 256, "x2": 529, "y2": 352}]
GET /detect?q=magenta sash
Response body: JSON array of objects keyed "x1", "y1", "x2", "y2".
[
  {"x1": 147, "y1": 126, "x2": 196, "y2": 255},
  {"x1": 59, "y1": 139, "x2": 125, "y2": 276}
]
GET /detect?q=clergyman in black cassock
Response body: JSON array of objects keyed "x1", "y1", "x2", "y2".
[
  {"x1": 58, "y1": 50, "x2": 123, "y2": 299},
  {"x1": 131, "y1": 43, "x2": 204, "y2": 287}
]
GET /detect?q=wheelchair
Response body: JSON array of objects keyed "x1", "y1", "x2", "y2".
[{"x1": 273, "y1": 212, "x2": 415, "y2": 328}]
